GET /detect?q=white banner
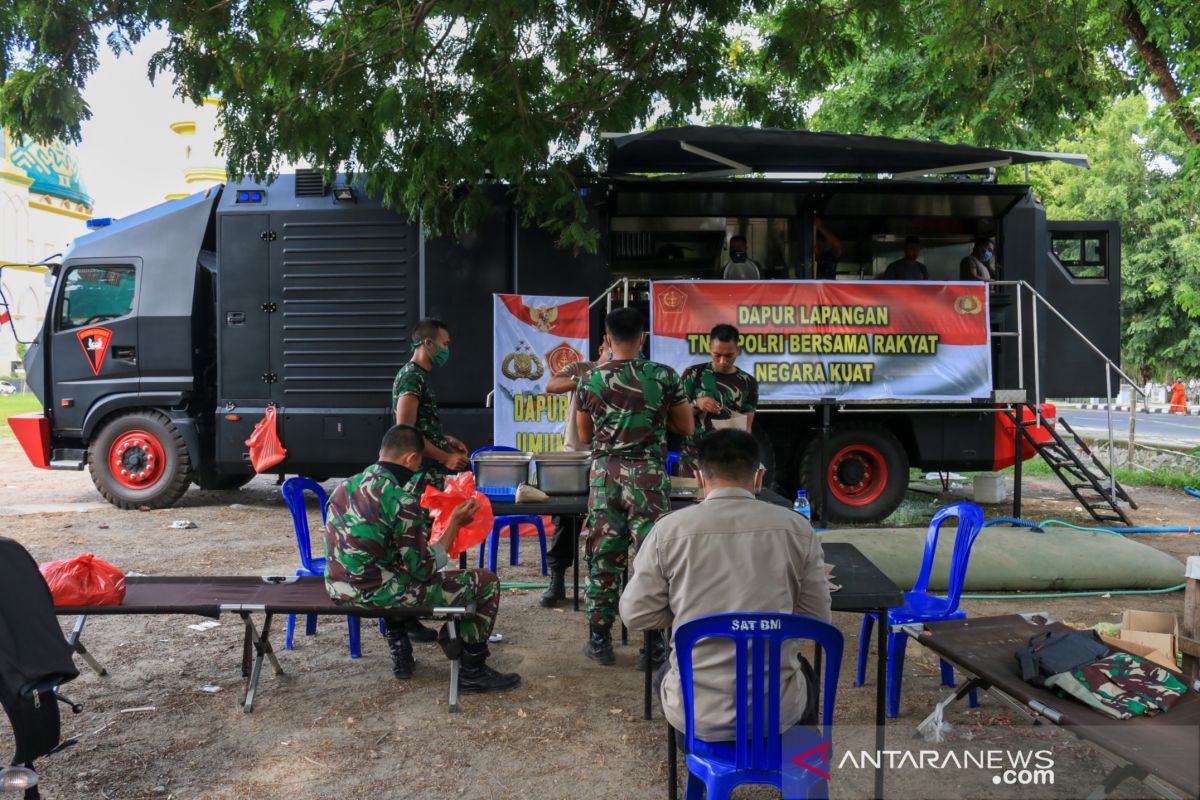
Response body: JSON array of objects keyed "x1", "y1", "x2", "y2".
[{"x1": 493, "y1": 294, "x2": 590, "y2": 452}]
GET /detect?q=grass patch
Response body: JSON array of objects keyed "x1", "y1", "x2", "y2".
[
  {"x1": 0, "y1": 394, "x2": 41, "y2": 436},
  {"x1": 995, "y1": 458, "x2": 1200, "y2": 490}
]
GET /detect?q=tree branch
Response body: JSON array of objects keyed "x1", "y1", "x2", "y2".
[{"x1": 1118, "y1": 2, "x2": 1199, "y2": 145}]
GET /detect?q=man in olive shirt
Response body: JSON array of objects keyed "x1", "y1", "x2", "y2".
[
  {"x1": 679, "y1": 324, "x2": 758, "y2": 477},
  {"x1": 621, "y1": 429, "x2": 831, "y2": 741},
  {"x1": 393, "y1": 318, "x2": 471, "y2": 483}
]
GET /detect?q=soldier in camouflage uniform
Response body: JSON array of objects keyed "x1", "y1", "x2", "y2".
[
  {"x1": 324, "y1": 424, "x2": 520, "y2": 693},
  {"x1": 576, "y1": 307, "x2": 693, "y2": 665},
  {"x1": 679, "y1": 324, "x2": 759, "y2": 476},
  {"x1": 393, "y1": 318, "x2": 471, "y2": 488}
]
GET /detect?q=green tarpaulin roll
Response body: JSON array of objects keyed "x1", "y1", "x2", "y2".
[{"x1": 819, "y1": 526, "x2": 1184, "y2": 592}]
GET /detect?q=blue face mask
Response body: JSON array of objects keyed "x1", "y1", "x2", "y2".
[{"x1": 982, "y1": 249, "x2": 994, "y2": 263}]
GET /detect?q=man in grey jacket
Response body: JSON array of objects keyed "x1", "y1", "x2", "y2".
[{"x1": 620, "y1": 429, "x2": 832, "y2": 741}]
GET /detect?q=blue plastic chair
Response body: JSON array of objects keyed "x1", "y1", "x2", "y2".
[
  {"x1": 471, "y1": 446, "x2": 548, "y2": 575},
  {"x1": 855, "y1": 502, "x2": 985, "y2": 718},
  {"x1": 281, "y1": 477, "x2": 383, "y2": 658},
  {"x1": 673, "y1": 612, "x2": 843, "y2": 800}
]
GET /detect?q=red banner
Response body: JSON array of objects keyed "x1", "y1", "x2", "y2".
[{"x1": 650, "y1": 281, "x2": 991, "y2": 402}]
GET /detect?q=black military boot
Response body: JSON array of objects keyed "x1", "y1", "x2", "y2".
[
  {"x1": 635, "y1": 630, "x2": 667, "y2": 672},
  {"x1": 457, "y1": 642, "x2": 522, "y2": 693},
  {"x1": 539, "y1": 569, "x2": 566, "y2": 608},
  {"x1": 404, "y1": 618, "x2": 438, "y2": 643},
  {"x1": 582, "y1": 623, "x2": 616, "y2": 666},
  {"x1": 383, "y1": 621, "x2": 415, "y2": 679}
]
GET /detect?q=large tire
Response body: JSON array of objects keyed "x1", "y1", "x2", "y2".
[
  {"x1": 88, "y1": 410, "x2": 194, "y2": 510},
  {"x1": 800, "y1": 423, "x2": 909, "y2": 523}
]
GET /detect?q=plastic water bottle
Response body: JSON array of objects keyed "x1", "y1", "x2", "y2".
[{"x1": 792, "y1": 489, "x2": 811, "y2": 520}]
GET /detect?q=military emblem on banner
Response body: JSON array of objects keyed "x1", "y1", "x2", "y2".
[
  {"x1": 502, "y1": 341, "x2": 545, "y2": 381},
  {"x1": 954, "y1": 295, "x2": 983, "y2": 315},
  {"x1": 545, "y1": 342, "x2": 583, "y2": 374},
  {"x1": 659, "y1": 285, "x2": 687, "y2": 314}
]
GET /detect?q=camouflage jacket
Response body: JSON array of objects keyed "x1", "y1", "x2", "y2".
[
  {"x1": 680, "y1": 363, "x2": 758, "y2": 450},
  {"x1": 576, "y1": 358, "x2": 685, "y2": 460},
  {"x1": 392, "y1": 362, "x2": 450, "y2": 451},
  {"x1": 323, "y1": 462, "x2": 448, "y2": 606},
  {"x1": 1045, "y1": 651, "x2": 1188, "y2": 720}
]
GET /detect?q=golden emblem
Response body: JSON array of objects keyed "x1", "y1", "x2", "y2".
[
  {"x1": 659, "y1": 285, "x2": 687, "y2": 314},
  {"x1": 530, "y1": 304, "x2": 559, "y2": 332},
  {"x1": 502, "y1": 341, "x2": 545, "y2": 381},
  {"x1": 954, "y1": 295, "x2": 983, "y2": 315}
]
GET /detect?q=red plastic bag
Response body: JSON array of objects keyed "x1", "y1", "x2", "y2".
[
  {"x1": 245, "y1": 406, "x2": 287, "y2": 473},
  {"x1": 420, "y1": 472, "x2": 495, "y2": 559},
  {"x1": 39, "y1": 554, "x2": 127, "y2": 607}
]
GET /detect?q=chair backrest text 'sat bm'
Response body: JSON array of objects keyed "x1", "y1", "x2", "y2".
[
  {"x1": 674, "y1": 612, "x2": 844, "y2": 772},
  {"x1": 281, "y1": 477, "x2": 330, "y2": 573},
  {"x1": 911, "y1": 503, "x2": 985, "y2": 612}
]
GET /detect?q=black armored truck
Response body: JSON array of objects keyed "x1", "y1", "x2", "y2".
[{"x1": 7, "y1": 129, "x2": 1128, "y2": 521}]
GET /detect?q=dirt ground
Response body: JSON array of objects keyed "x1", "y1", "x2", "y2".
[{"x1": 1, "y1": 436, "x2": 1197, "y2": 800}]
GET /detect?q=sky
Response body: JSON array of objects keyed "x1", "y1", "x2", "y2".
[{"x1": 76, "y1": 28, "x2": 195, "y2": 218}]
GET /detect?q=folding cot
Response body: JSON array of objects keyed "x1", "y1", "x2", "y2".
[
  {"x1": 913, "y1": 614, "x2": 1200, "y2": 799},
  {"x1": 55, "y1": 576, "x2": 473, "y2": 713}
]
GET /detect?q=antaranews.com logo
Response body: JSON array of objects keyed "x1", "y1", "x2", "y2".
[{"x1": 836, "y1": 748, "x2": 1056, "y2": 787}]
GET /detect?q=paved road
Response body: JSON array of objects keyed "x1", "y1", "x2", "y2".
[{"x1": 1057, "y1": 407, "x2": 1200, "y2": 446}]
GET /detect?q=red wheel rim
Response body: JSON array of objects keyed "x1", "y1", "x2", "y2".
[
  {"x1": 826, "y1": 444, "x2": 888, "y2": 507},
  {"x1": 108, "y1": 430, "x2": 166, "y2": 490}
]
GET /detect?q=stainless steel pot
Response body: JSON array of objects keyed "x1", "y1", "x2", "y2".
[
  {"x1": 533, "y1": 451, "x2": 592, "y2": 495},
  {"x1": 472, "y1": 451, "x2": 533, "y2": 488}
]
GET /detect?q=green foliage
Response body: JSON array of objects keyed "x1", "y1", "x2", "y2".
[
  {"x1": 1, "y1": 0, "x2": 756, "y2": 250},
  {"x1": 1030, "y1": 96, "x2": 1200, "y2": 377}
]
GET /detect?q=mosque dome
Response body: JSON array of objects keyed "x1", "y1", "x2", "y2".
[{"x1": 1, "y1": 129, "x2": 93, "y2": 210}]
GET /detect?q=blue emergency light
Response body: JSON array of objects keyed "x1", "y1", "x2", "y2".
[
  {"x1": 86, "y1": 218, "x2": 114, "y2": 229},
  {"x1": 235, "y1": 190, "x2": 265, "y2": 203}
]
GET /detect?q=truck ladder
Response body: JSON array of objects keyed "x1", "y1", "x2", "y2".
[{"x1": 1009, "y1": 405, "x2": 1134, "y2": 526}]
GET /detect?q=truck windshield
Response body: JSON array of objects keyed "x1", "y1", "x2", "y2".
[{"x1": 58, "y1": 265, "x2": 136, "y2": 330}]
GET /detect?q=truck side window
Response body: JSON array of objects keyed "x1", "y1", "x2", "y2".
[
  {"x1": 1050, "y1": 233, "x2": 1107, "y2": 280},
  {"x1": 58, "y1": 265, "x2": 136, "y2": 330}
]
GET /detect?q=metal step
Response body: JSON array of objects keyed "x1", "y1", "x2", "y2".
[{"x1": 1008, "y1": 404, "x2": 1133, "y2": 526}]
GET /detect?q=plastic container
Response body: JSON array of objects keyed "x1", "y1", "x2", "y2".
[
  {"x1": 533, "y1": 451, "x2": 592, "y2": 495},
  {"x1": 793, "y1": 489, "x2": 811, "y2": 519},
  {"x1": 973, "y1": 472, "x2": 1007, "y2": 504},
  {"x1": 472, "y1": 451, "x2": 532, "y2": 488}
]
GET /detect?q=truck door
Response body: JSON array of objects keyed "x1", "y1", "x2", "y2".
[
  {"x1": 48, "y1": 260, "x2": 140, "y2": 434},
  {"x1": 215, "y1": 212, "x2": 272, "y2": 469},
  {"x1": 1038, "y1": 221, "x2": 1121, "y2": 398}
]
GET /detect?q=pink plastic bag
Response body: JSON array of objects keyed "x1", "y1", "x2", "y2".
[
  {"x1": 39, "y1": 554, "x2": 126, "y2": 607},
  {"x1": 420, "y1": 472, "x2": 495, "y2": 558}
]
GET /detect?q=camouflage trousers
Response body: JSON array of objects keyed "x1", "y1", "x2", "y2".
[
  {"x1": 351, "y1": 568, "x2": 500, "y2": 644},
  {"x1": 584, "y1": 455, "x2": 669, "y2": 626}
]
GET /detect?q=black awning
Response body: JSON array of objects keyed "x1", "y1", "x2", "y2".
[{"x1": 604, "y1": 126, "x2": 1088, "y2": 177}]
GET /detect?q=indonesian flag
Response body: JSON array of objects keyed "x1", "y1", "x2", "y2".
[{"x1": 0, "y1": 310, "x2": 10, "y2": 326}]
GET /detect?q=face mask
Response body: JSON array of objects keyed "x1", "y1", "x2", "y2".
[
  {"x1": 730, "y1": 250, "x2": 747, "y2": 263},
  {"x1": 982, "y1": 249, "x2": 994, "y2": 263},
  {"x1": 424, "y1": 339, "x2": 450, "y2": 367}
]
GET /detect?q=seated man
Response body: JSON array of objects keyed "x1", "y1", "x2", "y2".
[
  {"x1": 620, "y1": 429, "x2": 832, "y2": 742},
  {"x1": 324, "y1": 424, "x2": 520, "y2": 693}
]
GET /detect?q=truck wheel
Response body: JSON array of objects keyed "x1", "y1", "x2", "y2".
[
  {"x1": 800, "y1": 424, "x2": 909, "y2": 523},
  {"x1": 88, "y1": 410, "x2": 194, "y2": 510}
]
